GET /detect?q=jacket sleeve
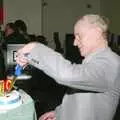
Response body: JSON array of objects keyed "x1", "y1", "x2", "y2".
[{"x1": 26, "y1": 43, "x2": 109, "y2": 92}]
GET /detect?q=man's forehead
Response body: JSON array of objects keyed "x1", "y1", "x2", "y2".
[
  {"x1": 74, "y1": 20, "x2": 91, "y2": 33},
  {"x1": 74, "y1": 19, "x2": 102, "y2": 35},
  {"x1": 75, "y1": 19, "x2": 92, "y2": 28}
]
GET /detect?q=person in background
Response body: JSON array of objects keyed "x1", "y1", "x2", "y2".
[
  {"x1": 14, "y1": 19, "x2": 29, "y2": 41},
  {"x1": 53, "y1": 32, "x2": 64, "y2": 54},
  {"x1": 16, "y1": 14, "x2": 120, "y2": 120},
  {"x1": 28, "y1": 34, "x2": 36, "y2": 42},
  {"x1": 35, "y1": 35, "x2": 48, "y2": 45},
  {"x1": 4, "y1": 22, "x2": 28, "y2": 45},
  {"x1": 4, "y1": 23, "x2": 16, "y2": 36},
  {"x1": 0, "y1": 47, "x2": 6, "y2": 79}
]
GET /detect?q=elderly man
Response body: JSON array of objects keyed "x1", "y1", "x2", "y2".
[{"x1": 16, "y1": 14, "x2": 120, "y2": 120}]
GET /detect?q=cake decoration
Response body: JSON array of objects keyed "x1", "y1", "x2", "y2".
[{"x1": 0, "y1": 64, "x2": 23, "y2": 112}]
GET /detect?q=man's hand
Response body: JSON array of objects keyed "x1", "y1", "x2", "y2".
[
  {"x1": 16, "y1": 42, "x2": 37, "y2": 67},
  {"x1": 39, "y1": 111, "x2": 56, "y2": 120}
]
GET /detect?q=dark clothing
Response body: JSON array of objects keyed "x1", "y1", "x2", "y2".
[
  {"x1": 5, "y1": 32, "x2": 28, "y2": 44},
  {"x1": 0, "y1": 49, "x2": 6, "y2": 79},
  {"x1": 2, "y1": 32, "x2": 29, "y2": 50}
]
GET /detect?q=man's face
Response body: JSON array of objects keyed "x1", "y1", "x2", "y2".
[
  {"x1": 5, "y1": 25, "x2": 14, "y2": 37},
  {"x1": 74, "y1": 21, "x2": 99, "y2": 57}
]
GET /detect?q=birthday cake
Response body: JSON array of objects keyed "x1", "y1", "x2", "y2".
[{"x1": 0, "y1": 90, "x2": 22, "y2": 112}]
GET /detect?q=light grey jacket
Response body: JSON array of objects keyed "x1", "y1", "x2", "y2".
[{"x1": 27, "y1": 43, "x2": 120, "y2": 120}]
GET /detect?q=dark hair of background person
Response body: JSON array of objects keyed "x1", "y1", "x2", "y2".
[
  {"x1": 28, "y1": 34, "x2": 36, "y2": 42},
  {"x1": 14, "y1": 19, "x2": 27, "y2": 33},
  {"x1": 35, "y1": 35, "x2": 48, "y2": 45},
  {"x1": 14, "y1": 19, "x2": 30, "y2": 41}
]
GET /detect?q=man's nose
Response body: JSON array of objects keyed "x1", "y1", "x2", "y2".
[{"x1": 73, "y1": 39, "x2": 77, "y2": 46}]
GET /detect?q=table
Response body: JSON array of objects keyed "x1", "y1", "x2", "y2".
[{"x1": 0, "y1": 89, "x2": 37, "y2": 120}]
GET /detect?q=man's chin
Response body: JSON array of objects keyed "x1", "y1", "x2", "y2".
[{"x1": 80, "y1": 52, "x2": 85, "y2": 57}]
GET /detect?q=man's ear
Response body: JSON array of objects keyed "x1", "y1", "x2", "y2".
[{"x1": 95, "y1": 25, "x2": 103, "y2": 34}]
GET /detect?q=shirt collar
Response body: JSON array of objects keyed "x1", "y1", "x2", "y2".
[{"x1": 82, "y1": 47, "x2": 111, "y2": 64}]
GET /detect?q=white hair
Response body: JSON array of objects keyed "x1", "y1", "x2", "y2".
[{"x1": 80, "y1": 14, "x2": 109, "y2": 32}]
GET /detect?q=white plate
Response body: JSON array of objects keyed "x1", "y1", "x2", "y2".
[{"x1": 16, "y1": 74, "x2": 32, "y2": 80}]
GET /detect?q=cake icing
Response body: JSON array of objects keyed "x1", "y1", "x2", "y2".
[{"x1": 0, "y1": 90, "x2": 22, "y2": 112}]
